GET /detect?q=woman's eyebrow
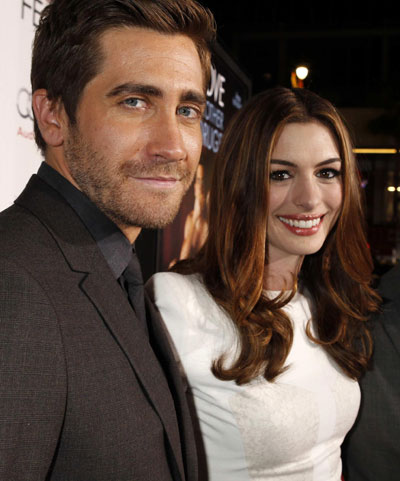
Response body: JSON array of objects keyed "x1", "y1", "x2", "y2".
[
  {"x1": 316, "y1": 158, "x2": 342, "y2": 166},
  {"x1": 270, "y1": 159, "x2": 295, "y2": 167},
  {"x1": 270, "y1": 158, "x2": 342, "y2": 167}
]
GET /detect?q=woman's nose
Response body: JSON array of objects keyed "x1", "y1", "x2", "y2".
[{"x1": 292, "y1": 178, "x2": 320, "y2": 210}]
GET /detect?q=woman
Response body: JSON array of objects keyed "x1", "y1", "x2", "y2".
[{"x1": 147, "y1": 87, "x2": 379, "y2": 480}]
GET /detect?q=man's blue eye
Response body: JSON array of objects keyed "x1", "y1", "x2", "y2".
[
  {"x1": 178, "y1": 106, "x2": 198, "y2": 118},
  {"x1": 123, "y1": 98, "x2": 145, "y2": 108}
]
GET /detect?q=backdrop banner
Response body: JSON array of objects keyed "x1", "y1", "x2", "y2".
[{"x1": 0, "y1": 0, "x2": 48, "y2": 211}]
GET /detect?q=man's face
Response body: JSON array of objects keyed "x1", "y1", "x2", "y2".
[{"x1": 61, "y1": 27, "x2": 205, "y2": 239}]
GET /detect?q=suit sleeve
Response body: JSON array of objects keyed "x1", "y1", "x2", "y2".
[{"x1": 0, "y1": 258, "x2": 67, "y2": 480}]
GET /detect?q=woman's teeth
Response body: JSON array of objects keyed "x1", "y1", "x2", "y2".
[{"x1": 278, "y1": 217, "x2": 321, "y2": 228}]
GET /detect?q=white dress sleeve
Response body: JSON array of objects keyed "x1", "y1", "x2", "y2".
[{"x1": 146, "y1": 272, "x2": 237, "y2": 371}]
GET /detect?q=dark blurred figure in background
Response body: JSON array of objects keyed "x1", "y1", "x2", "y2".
[{"x1": 342, "y1": 264, "x2": 400, "y2": 481}]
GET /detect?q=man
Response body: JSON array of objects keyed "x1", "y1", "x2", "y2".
[
  {"x1": 342, "y1": 264, "x2": 400, "y2": 480},
  {"x1": 0, "y1": 0, "x2": 215, "y2": 479}
]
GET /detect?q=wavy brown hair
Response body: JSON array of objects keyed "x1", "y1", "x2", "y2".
[{"x1": 174, "y1": 87, "x2": 380, "y2": 385}]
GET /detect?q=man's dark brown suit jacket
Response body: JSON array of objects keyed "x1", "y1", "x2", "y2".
[{"x1": 0, "y1": 175, "x2": 197, "y2": 481}]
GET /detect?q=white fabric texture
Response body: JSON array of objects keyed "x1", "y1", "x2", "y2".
[{"x1": 147, "y1": 272, "x2": 360, "y2": 481}]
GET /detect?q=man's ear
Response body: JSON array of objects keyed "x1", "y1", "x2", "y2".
[{"x1": 32, "y1": 89, "x2": 67, "y2": 147}]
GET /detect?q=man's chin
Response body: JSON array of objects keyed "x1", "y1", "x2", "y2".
[
  {"x1": 94, "y1": 184, "x2": 191, "y2": 231},
  {"x1": 110, "y1": 203, "x2": 184, "y2": 231}
]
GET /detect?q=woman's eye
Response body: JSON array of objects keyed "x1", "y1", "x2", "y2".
[
  {"x1": 178, "y1": 106, "x2": 200, "y2": 119},
  {"x1": 317, "y1": 168, "x2": 341, "y2": 179},
  {"x1": 122, "y1": 98, "x2": 146, "y2": 108},
  {"x1": 270, "y1": 170, "x2": 291, "y2": 181}
]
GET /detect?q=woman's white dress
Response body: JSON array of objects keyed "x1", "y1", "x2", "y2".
[{"x1": 147, "y1": 272, "x2": 360, "y2": 481}]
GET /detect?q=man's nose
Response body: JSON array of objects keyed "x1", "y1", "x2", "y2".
[
  {"x1": 292, "y1": 177, "x2": 320, "y2": 210},
  {"x1": 146, "y1": 111, "x2": 187, "y2": 163}
]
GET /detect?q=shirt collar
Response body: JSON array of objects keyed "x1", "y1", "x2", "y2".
[{"x1": 37, "y1": 162, "x2": 132, "y2": 279}]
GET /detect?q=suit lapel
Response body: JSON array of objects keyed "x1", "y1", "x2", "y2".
[
  {"x1": 15, "y1": 176, "x2": 186, "y2": 481},
  {"x1": 80, "y1": 272, "x2": 185, "y2": 480}
]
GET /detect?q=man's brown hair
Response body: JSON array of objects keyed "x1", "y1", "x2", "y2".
[{"x1": 31, "y1": 0, "x2": 216, "y2": 153}]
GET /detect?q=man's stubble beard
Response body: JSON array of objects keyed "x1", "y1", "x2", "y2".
[{"x1": 64, "y1": 126, "x2": 197, "y2": 230}]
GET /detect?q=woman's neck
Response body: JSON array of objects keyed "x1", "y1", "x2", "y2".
[{"x1": 263, "y1": 254, "x2": 304, "y2": 290}]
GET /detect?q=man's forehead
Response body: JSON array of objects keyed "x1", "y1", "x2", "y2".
[
  {"x1": 98, "y1": 26, "x2": 200, "y2": 63},
  {"x1": 94, "y1": 27, "x2": 206, "y2": 94}
]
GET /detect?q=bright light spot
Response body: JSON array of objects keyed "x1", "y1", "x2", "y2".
[
  {"x1": 296, "y1": 66, "x2": 309, "y2": 80},
  {"x1": 388, "y1": 186, "x2": 396, "y2": 192},
  {"x1": 353, "y1": 148, "x2": 397, "y2": 154}
]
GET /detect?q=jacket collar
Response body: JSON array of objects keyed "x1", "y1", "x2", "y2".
[{"x1": 37, "y1": 162, "x2": 131, "y2": 279}]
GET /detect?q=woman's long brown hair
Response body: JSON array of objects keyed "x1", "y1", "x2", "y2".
[{"x1": 174, "y1": 87, "x2": 380, "y2": 385}]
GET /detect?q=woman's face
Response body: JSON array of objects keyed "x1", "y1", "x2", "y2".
[{"x1": 267, "y1": 121, "x2": 343, "y2": 268}]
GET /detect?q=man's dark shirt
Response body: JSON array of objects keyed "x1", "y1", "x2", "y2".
[{"x1": 37, "y1": 162, "x2": 144, "y2": 320}]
